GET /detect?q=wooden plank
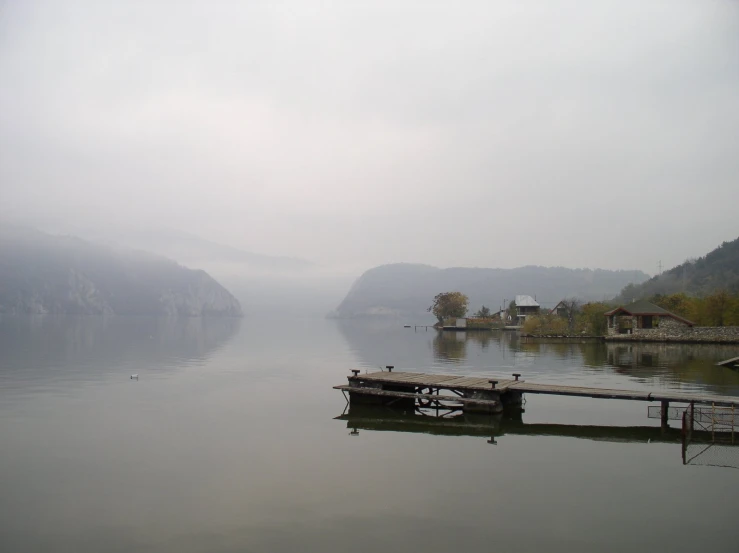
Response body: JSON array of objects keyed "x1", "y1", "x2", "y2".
[
  {"x1": 442, "y1": 377, "x2": 489, "y2": 388},
  {"x1": 511, "y1": 382, "x2": 653, "y2": 401},
  {"x1": 716, "y1": 356, "x2": 739, "y2": 367},
  {"x1": 342, "y1": 370, "x2": 739, "y2": 408},
  {"x1": 509, "y1": 382, "x2": 739, "y2": 407},
  {"x1": 357, "y1": 372, "x2": 426, "y2": 384},
  {"x1": 359, "y1": 372, "x2": 520, "y2": 391},
  {"x1": 334, "y1": 385, "x2": 499, "y2": 406},
  {"x1": 374, "y1": 373, "x2": 436, "y2": 385}
]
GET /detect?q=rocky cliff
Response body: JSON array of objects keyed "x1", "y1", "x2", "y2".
[{"x1": 0, "y1": 225, "x2": 242, "y2": 317}]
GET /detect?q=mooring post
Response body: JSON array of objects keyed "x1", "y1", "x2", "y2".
[
  {"x1": 386, "y1": 365, "x2": 394, "y2": 373},
  {"x1": 661, "y1": 400, "x2": 669, "y2": 431},
  {"x1": 349, "y1": 370, "x2": 360, "y2": 387},
  {"x1": 512, "y1": 373, "x2": 521, "y2": 381},
  {"x1": 489, "y1": 380, "x2": 499, "y2": 389}
]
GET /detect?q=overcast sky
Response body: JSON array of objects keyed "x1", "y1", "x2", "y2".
[{"x1": 1, "y1": 0, "x2": 737, "y2": 274}]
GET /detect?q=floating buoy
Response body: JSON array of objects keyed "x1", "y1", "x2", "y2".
[{"x1": 131, "y1": 374, "x2": 139, "y2": 380}]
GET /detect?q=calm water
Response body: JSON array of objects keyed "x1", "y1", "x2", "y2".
[{"x1": 1, "y1": 315, "x2": 739, "y2": 552}]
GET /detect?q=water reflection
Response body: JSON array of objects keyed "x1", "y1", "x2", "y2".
[
  {"x1": 337, "y1": 404, "x2": 739, "y2": 469},
  {"x1": 336, "y1": 319, "x2": 739, "y2": 396},
  {"x1": 432, "y1": 331, "x2": 467, "y2": 361},
  {"x1": 0, "y1": 315, "x2": 241, "y2": 392}
]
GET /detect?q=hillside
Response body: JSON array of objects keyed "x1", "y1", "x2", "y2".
[
  {"x1": 332, "y1": 263, "x2": 648, "y2": 318},
  {"x1": 75, "y1": 227, "x2": 313, "y2": 272},
  {"x1": 615, "y1": 237, "x2": 739, "y2": 302},
  {"x1": 0, "y1": 225, "x2": 243, "y2": 316}
]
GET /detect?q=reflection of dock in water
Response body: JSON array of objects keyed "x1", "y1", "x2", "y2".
[
  {"x1": 336, "y1": 405, "x2": 739, "y2": 468},
  {"x1": 336, "y1": 405, "x2": 684, "y2": 442}
]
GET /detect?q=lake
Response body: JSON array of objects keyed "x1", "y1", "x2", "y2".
[{"x1": 1, "y1": 315, "x2": 739, "y2": 552}]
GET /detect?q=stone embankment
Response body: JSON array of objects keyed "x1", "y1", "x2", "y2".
[{"x1": 605, "y1": 326, "x2": 739, "y2": 344}]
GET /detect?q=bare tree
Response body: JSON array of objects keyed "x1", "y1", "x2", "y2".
[{"x1": 560, "y1": 297, "x2": 581, "y2": 331}]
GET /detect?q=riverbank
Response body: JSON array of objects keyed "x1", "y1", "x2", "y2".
[{"x1": 606, "y1": 326, "x2": 739, "y2": 344}]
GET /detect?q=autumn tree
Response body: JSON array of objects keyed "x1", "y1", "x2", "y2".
[
  {"x1": 428, "y1": 292, "x2": 469, "y2": 324},
  {"x1": 703, "y1": 289, "x2": 732, "y2": 326},
  {"x1": 650, "y1": 293, "x2": 694, "y2": 320},
  {"x1": 576, "y1": 302, "x2": 612, "y2": 335}
]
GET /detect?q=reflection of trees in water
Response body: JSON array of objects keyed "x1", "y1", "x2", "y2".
[
  {"x1": 605, "y1": 342, "x2": 739, "y2": 392},
  {"x1": 432, "y1": 331, "x2": 467, "y2": 362},
  {"x1": 516, "y1": 339, "x2": 608, "y2": 367}
]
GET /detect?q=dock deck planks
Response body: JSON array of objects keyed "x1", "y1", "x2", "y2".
[
  {"x1": 333, "y1": 385, "x2": 498, "y2": 407},
  {"x1": 352, "y1": 371, "x2": 519, "y2": 391},
  {"x1": 338, "y1": 370, "x2": 739, "y2": 408}
]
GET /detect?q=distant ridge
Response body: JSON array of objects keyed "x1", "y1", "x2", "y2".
[
  {"x1": 65, "y1": 226, "x2": 313, "y2": 272},
  {"x1": 615, "y1": 236, "x2": 739, "y2": 302},
  {"x1": 333, "y1": 263, "x2": 648, "y2": 318},
  {"x1": 0, "y1": 225, "x2": 243, "y2": 316}
]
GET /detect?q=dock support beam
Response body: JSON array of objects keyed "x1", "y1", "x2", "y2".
[{"x1": 661, "y1": 400, "x2": 669, "y2": 431}]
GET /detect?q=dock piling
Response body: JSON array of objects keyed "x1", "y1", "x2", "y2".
[
  {"x1": 661, "y1": 400, "x2": 670, "y2": 431},
  {"x1": 334, "y1": 369, "x2": 739, "y2": 418}
]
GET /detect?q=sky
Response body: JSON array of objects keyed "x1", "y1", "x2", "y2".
[{"x1": 1, "y1": 0, "x2": 738, "y2": 275}]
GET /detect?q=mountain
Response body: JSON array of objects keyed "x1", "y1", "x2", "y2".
[
  {"x1": 62, "y1": 226, "x2": 312, "y2": 273},
  {"x1": 0, "y1": 225, "x2": 243, "y2": 316},
  {"x1": 615, "y1": 237, "x2": 739, "y2": 302},
  {"x1": 332, "y1": 263, "x2": 648, "y2": 318}
]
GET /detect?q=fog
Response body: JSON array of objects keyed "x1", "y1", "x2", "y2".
[{"x1": 1, "y1": 1, "x2": 738, "y2": 284}]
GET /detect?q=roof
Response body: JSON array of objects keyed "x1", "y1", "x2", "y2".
[
  {"x1": 604, "y1": 299, "x2": 695, "y2": 326},
  {"x1": 550, "y1": 300, "x2": 566, "y2": 314},
  {"x1": 515, "y1": 295, "x2": 539, "y2": 307}
]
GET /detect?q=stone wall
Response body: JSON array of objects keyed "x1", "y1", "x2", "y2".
[{"x1": 605, "y1": 324, "x2": 739, "y2": 343}]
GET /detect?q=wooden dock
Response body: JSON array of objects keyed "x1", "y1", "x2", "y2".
[
  {"x1": 334, "y1": 369, "x2": 739, "y2": 417},
  {"x1": 717, "y1": 356, "x2": 739, "y2": 369}
]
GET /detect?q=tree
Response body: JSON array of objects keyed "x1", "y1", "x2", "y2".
[
  {"x1": 703, "y1": 289, "x2": 732, "y2": 326},
  {"x1": 473, "y1": 305, "x2": 492, "y2": 318},
  {"x1": 428, "y1": 292, "x2": 469, "y2": 324},
  {"x1": 559, "y1": 298, "x2": 580, "y2": 331},
  {"x1": 507, "y1": 300, "x2": 517, "y2": 323},
  {"x1": 650, "y1": 293, "x2": 694, "y2": 320},
  {"x1": 577, "y1": 302, "x2": 612, "y2": 336}
]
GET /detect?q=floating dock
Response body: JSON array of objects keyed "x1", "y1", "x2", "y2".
[{"x1": 334, "y1": 369, "x2": 739, "y2": 419}]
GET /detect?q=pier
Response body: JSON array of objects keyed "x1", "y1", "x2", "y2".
[
  {"x1": 334, "y1": 369, "x2": 739, "y2": 420},
  {"x1": 717, "y1": 356, "x2": 739, "y2": 370}
]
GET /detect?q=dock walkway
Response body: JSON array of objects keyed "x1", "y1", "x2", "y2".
[
  {"x1": 334, "y1": 369, "x2": 739, "y2": 415},
  {"x1": 717, "y1": 356, "x2": 739, "y2": 369}
]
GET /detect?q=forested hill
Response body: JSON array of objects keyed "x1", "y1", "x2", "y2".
[
  {"x1": 615, "y1": 237, "x2": 739, "y2": 302},
  {"x1": 332, "y1": 263, "x2": 648, "y2": 318},
  {"x1": 0, "y1": 225, "x2": 243, "y2": 316}
]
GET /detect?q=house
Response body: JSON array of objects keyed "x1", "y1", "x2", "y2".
[
  {"x1": 514, "y1": 295, "x2": 540, "y2": 325},
  {"x1": 550, "y1": 300, "x2": 569, "y2": 317},
  {"x1": 493, "y1": 308, "x2": 507, "y2": 320},
  {"x1": 604, "y1": 299, "x2": 694, "y2": 336}
]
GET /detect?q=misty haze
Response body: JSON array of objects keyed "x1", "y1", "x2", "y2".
[{"x1": 1, "y1": 1, "x2": 739, "y2": 552}]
